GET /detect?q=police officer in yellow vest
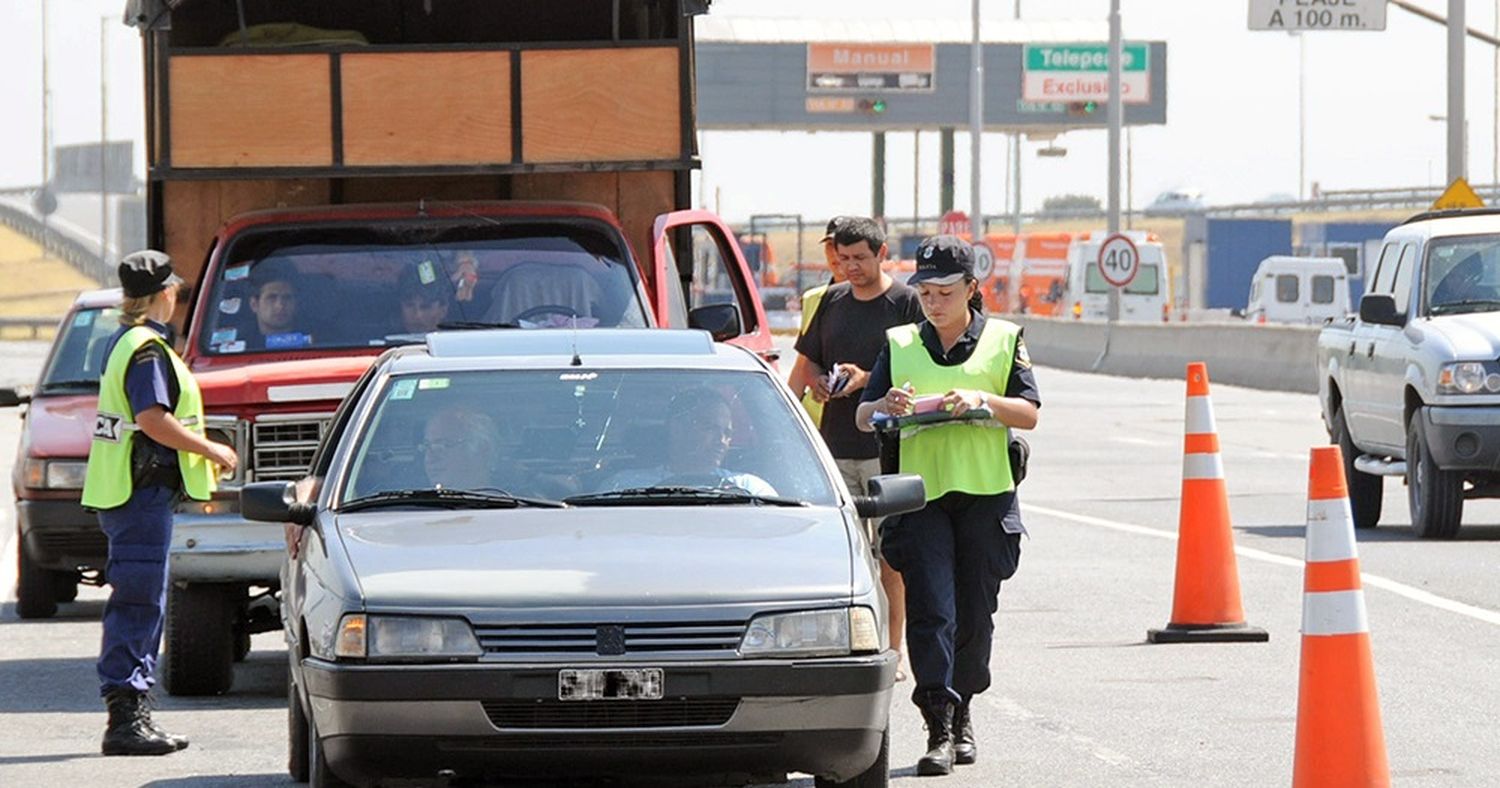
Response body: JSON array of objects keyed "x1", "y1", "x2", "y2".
[
  {"x1": 82, "y1": 251, "x2": 238, "y2": 756},
  {"x1": 856, "y1": 235, "x2": 1040, "y2": 777}
]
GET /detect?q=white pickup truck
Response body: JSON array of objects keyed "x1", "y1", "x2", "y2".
[{"x1": 1317, "y1": 210, "x2": 1500, "y2": 538}]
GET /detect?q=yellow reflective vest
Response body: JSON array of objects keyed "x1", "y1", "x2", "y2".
[
  {"x1": 82, "y1": 325, "x2": 216, "y2": 509},
  {"x1": 798, "y1": 283, "x2": 831, "y2": 425},
  {"x1": 887, "y1": 318, "x2": 1018, "y2": 501}
]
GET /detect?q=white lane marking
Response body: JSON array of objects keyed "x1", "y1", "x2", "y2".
[
  {"x1": 1109, "y1": 436, "x2": 1167, "y2": 447},
  {"x1": 1022, "y1": 503, "x2": 1500, "y2": 627},
  {"x1": 982, "y1": 694, "x2": 1144, "y2": 771}
]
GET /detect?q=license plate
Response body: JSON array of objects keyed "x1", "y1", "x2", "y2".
[{"x1": 558, "y1": 668, "x2": 664, "y2": 701}]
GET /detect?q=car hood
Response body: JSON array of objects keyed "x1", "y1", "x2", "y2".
[
  {"x1": 1422, "y1": 311, "x2": 1500, "y2": 358},
  {"x1": 334, "y1": 506, "x2": 853, "y2": 609},
  {"x1": 193, "y1": 355, "x2": 376, "y2": 410},
  {"x1": 23, "y1": 393, "x2": 98, "y2": 458}
]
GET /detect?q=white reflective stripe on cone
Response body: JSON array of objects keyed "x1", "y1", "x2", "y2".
[
  {"x1": 1182, "y1": 453, "x2": 1225, "y2": 480},
  {"x1": 1184, "y1": 396, "x2": 1217, "y2": 434},
  {"x1": 1302, "y1": 590, "x2": 1370, "y2": 636},
  {"x1": 1305, "y1": 499, "x2": 1359, "y2": 562}
]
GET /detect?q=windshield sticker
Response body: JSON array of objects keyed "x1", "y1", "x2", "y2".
[
  {"x1": 390, "y1": 379, "x2": 417, "y2": 400},
  {"x1": 265, "y1": 332, "x2": 312, "y2": 350},
  {"x1": 218, "y1": 297, "x2": 241, "y2": 315},
  {"x1": 417, "y1": 260, "x2": 437, "y2": 285},
  {"x1": 220, "y1": 340, "x2": 246, "y2": 354},
  {"x1": 210, "y1": 328, "x2": 238, "y2": 345},
  {"x1": 224, "y1": 264, "x2": 251, "y2": 282},
  {"x1": 72, "y1": 311, "x2": 95, "y2": 328},
  {"x1": 417, "y1": 377, "x2": 450, "y2": 391}
]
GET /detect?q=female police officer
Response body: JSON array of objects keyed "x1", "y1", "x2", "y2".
[
  {"x1": 82, "y1": 251, "x2": 238, "y2": 755},
  {"x1": 855, "y1": 235, "x2": 1039, "y2": 776}
]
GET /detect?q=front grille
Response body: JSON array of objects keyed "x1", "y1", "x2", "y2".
[
  {"x1": 438, "y1": 732, "x2": 783, "y2": 751},
  {"x1": 34, "y1": 530, "x2": 108, "y2": 559},
  {"x1": 250, "y1": 417, "x2": 329, "y2": 481},
  {"x1": 482, "y1": 698, "x2": 739, "y2": 729},
  {"x1": 474, "y1": 621, "x2": 745, "y2": 657}
]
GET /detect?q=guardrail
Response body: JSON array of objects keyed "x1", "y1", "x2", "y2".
[
  {"x1": 0, "y1": 315, "x2": 60, "y2": 339},
  {"x1": 0, "y1": 195, "x2": 113, "y2": 283},
  {"x1": 1010, "y1": 315, "x2": 1320, "y2": 394}
]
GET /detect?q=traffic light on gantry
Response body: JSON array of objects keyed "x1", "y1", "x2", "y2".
[
  {"x1": 1066, "y1": 101, "x2": 1099, "y2": 117},
  {"x1": 857, "y1": 98, "x2": 888, "y2": 115}
]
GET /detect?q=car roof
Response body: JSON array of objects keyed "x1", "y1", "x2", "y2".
[
  {"x1": 74, "y1": 288, "x2": 123, "y2": 308},
  {"x1": 384, "y1": 329, "x2": 768, "y2": 374},
  {"x1": 1395, "y1": 209, "x2": 1500, "y2": 238}
]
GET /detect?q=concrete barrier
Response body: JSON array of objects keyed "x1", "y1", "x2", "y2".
[{"x1": 1011, "y1": 316, "x2": 1319, "y2": 394}]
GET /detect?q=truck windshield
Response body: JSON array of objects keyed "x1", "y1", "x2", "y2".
[
  {"x1": 340, "y1": 369, "x2": 837, "y2": 508},
  {"x1": 1426, "y1": 236, "x2": 1500, "y2": 315},
  {"x1": 198, "y1": 222, "x2": 649, "y2": 356},
  {"x1": 1085, "y1": 263, "x2": 1160, "y2": 295},
  {"x1": 37, "y1": 305, "x2": 123, "y2": 393}
]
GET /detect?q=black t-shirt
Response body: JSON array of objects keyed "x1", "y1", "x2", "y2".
[{"x1": 795, "y1": 281, "x2": 924, "y2": 459}]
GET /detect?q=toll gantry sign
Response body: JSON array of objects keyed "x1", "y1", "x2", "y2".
[
  {"x1": 1022, "y1": 43, "x2": 1151, "y2": 105},
  {"x1": 1247, "y1": 0, "x2": 1387, "y2": 31},
  {"x1": 806, "y1": 43, "x2": 936, "y2": 93}
]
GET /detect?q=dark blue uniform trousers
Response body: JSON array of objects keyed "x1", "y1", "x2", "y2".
[
  {"x1": 96, "y1": 485, "x2": 176, "y2": 696},
  {"x1": 882, "y1": 490, "x2": 1022, "y2": 706}
]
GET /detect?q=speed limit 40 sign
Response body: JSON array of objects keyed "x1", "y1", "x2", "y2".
[{"x1": 1097, "y1": 233, "x2": 1140, "y2": 288}]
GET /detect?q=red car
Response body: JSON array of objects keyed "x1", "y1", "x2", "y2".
[{"x1": 5, "y1": 288, "x2": 123, "y2": 618}]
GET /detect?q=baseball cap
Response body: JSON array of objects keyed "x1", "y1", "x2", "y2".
[
  {"x1": 118, "y1": 250, "x2": 185, "y2": 299},
  {"x1": 820, "y1": 215, "x2": 851, "y2": 243},
  {"x1": 908, "y1": 235, "x2": 974, "y2": 286}
]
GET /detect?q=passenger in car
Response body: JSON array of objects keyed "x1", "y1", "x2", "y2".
[
  {"x1": 395, "y1": 260, "x2": 455, "y2": 334},
  {"x1": 604, "y1": 387, "x2": 777, "y2": 496}
]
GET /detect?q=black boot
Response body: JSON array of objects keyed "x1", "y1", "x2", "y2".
[
  {"x1": 102, "y1": 689, "x2": 178, "y2": 756},
  {"x1": 916, "y1": 697, "x2": 956, "y2": 776},
  {"x1": 952, "y1": 697, "x2": 976, "y2": 765},
  {"x1": 140, "y1": 693, "x2": 190, "y2": 751}
]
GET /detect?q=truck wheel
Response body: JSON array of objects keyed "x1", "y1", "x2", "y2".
[
  {"x1": 234, "y1": 626, "x2": 252, "y2": 662},
  {"x1": 288, "y1": 671, "x2": 310, "y2": 783},
  {"x1": 1407, "y1": 415, "x2": 1464, "y2": 539},
  {"x1": 15, "y1": 546, "x2": 59, "y2": 620},
  {"x1": 162, "y1": 583, "x2": 236, "y2": 696},
  {"x1": 1333, "y1": 408, "x2": 1382, "y2": 529},
  {"x1": 52, "y1": 570, "x2": 80, "y2": 603},
  {"x1": 814, "y1": 726, "x2": 889, "y2": 788}
]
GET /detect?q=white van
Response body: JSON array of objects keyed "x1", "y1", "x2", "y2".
[
  {"x1": 1065, "y1": 231, "x2": 1172, "y2": 322},
  {"x1": 1244, "y1": 256, "x2": 1350, "y2": 325}
]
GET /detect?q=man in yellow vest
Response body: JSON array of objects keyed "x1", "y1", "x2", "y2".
[
  {"x1": 855, "y1": 235, "x2": 1040, "y2": 776},
  {"x1": 787, "y1": 216, "x2": 850, "y2": 425},
  {"x1": 82, "y1": 251, "x2": 238, "y2": 756}
]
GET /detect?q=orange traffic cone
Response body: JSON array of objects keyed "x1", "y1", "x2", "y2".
[
  {"x1": 1292, "y1": 446, "x2": 1390, "y2": 787},
  {"x1": 1148, "y1": 363, "x2": 1269, "y2": 643}
]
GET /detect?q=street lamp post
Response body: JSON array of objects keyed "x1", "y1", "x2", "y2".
[{"x1": 100, "y1": 15, "x2": 110, "y2": 266}]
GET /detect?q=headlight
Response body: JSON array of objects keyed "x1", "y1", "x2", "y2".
[
  {"x1": 335, "y1": 614, "x2": 482, "y2": 662},
  {"x1": 740, "y1": 607, "x2": 879, "y2": 658},
  {"x1": 1438, "y1": 362, "x2": 1497, "y2": 394},
  {"x1": 21, "y1": 459, "x2": 88, "y2": 490}
]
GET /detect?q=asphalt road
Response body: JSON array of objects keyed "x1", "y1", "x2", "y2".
[{"x1": 3, "y1": 335, "x2": 1498, "y2": 787}]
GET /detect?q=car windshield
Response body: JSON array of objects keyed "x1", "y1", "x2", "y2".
[
  {"x1": 1425, "y1": 235, "x2": 1500, "y2": 315},
  {"x1": 339, "y1": 368, "x2": 837, "y2": 508},
  {"x1": 198, "y1": 221, "x2": 649, "y2": 356},
  {"x1": 37, "y1": 305, "x2": 123, "y2": 393}
]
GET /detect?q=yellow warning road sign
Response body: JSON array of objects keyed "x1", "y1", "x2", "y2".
[{"x1": 1432, "y1": 178, "x2": 1485, "y2": 210}]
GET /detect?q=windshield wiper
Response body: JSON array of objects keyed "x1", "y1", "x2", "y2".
[
  {"x1": 436, "y1": 320, "x2": 521, "y2": 331},
  {"x1": 564, "y1": 486, "x2": 806, "y2": 507},
  {"x1": 1430, "y1": 299, "x2": 1500, "y2": 315},
  {"x1": 39, "y1": 378, "x2": 100, "y2": 391},
  {"x1": 340, "y1": 487, "x2": 567, "y2": 512}
]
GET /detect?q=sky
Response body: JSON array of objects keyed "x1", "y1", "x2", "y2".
[{"x1": 3, "y1": 0, "x2": 1499, "y2": 223}]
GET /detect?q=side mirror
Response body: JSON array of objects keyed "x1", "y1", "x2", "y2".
[
  {"x1": 853, "y1": 474, "x2": 926, "y2": 519},
  {"x1": 1358, "y1": 294, "x2": 1402, "y2": 326},
  {"x1": 240, "y1": 481, "x2": 316, "y2": 526},
  {"x1": 688, "y1": 302, "x2": 743, "y2": 341},
  {"x1": 0, "y1": 387, "x2": 31, "y2": 407}
]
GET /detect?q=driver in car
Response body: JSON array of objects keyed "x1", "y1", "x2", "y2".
[
  {"x1": 421, "y1": 406, "x2": 510, "y2": 491},
  {"x1": 605, "y1": 387, "x2": 777, "y2": 496}
]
